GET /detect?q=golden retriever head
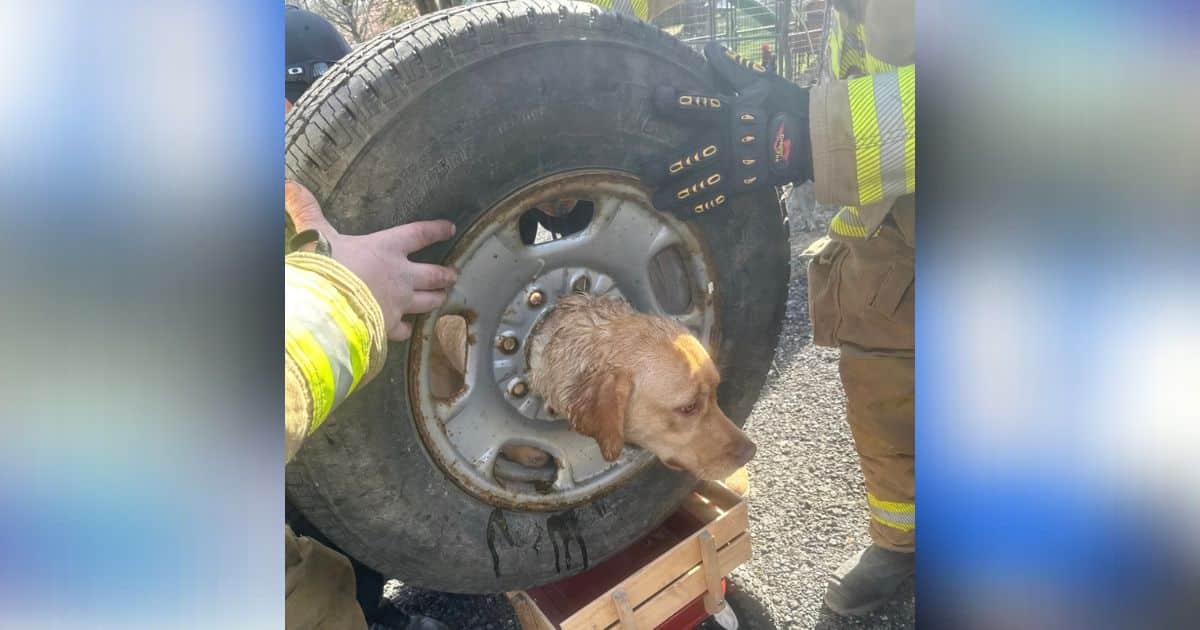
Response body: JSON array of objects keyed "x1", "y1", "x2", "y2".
[{"x1": 533, "y1": 295, "x2": 756, "y2": 480}]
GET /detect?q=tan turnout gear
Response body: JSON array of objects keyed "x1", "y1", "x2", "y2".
[
  {"x1": 285, "y1": 252, "x2": 388, "y2": 629},
  {"x1": 286, "y1": 526, "x2": 369, "y2": 630},
  {"x1": 285, "y1": 252, "x2": 388, "y2": 463},
  {"x1": 807, "y1": 0, "x2": 915, "y2": 551},
  {"x1": 840, "y1": 347, "x2": 914, "y2": 551}
]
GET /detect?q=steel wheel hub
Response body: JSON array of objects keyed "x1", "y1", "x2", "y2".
[{"x1": 408, "y1": 170, "x2": 718, "y2": 511}]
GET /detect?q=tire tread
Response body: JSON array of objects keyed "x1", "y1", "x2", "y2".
[{"x1": 284, "y1": 0, "x2": 701, "y2": 197}]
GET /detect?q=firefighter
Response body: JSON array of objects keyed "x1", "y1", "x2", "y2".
[
  {"x1": 645, "y1": 0, "x2": 915, "y2": 616},
  {"x1": 284, "y1": 7, "x2": 457, "y2": 629}
]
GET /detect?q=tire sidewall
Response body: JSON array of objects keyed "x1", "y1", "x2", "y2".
[{"x1": 286, "y1": 1, "x2": 788, "y2": 593}]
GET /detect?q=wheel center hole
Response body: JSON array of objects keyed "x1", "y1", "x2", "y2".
[{"x1": 518, "y1": 199, "x2": 595, "y2": 245}]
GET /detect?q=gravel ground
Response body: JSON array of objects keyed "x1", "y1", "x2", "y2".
[
  {"x1": 703, "y1": 202, "x2": 916, "y2": 629},
  {"x1": 380, "y1": 198, "x2": 914, "y2": 629}
]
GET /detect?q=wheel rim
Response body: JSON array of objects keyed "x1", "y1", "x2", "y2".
[{"x1": 408, "y1": 170, "x2": 719, "y2": 511}]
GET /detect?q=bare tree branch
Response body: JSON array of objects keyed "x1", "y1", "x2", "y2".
[
  {"x1": 290, "y1": 0, "x2": 427, "y2": 43},
  {"x1": 379, "y1": 0, "x2": 420, "y2": 26},
  {"x1": 297, "y1": 0, "x2": 377, "y2": 43}
]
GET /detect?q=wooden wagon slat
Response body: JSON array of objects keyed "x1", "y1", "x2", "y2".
[
  {"x1": 697, "y1": 530, "x2": 725, "y2": 614},
  {"x1": 611, "y1": 590, "x2": 638, "y2": 629},
  {"x1": 509, "y1": 590, "x2": 557, "y2": 630},
  {"x1": 608, "y1": 534, "x2": 752, "y2": 630},
  {"x1": 560, "y1": 499, "x2": 748, "y2": 628},
  {"x1": 511, "y1": 482, "x2": 752, "y2": 630}
]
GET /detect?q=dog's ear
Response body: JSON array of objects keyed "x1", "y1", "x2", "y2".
[
  {"x1": 433, "y1": 315, "x2": 468, "y2": 376},
  {"x1": 570, "y1": 370, "x2": 632, "y2": 461}
]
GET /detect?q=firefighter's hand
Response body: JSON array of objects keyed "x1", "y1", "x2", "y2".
[
  {"x1": 285, "y1": 181, "x2": 458, "y2": 341},
  {"x1": 643, "y1": 43, "x2": 813, "y2": 218}
]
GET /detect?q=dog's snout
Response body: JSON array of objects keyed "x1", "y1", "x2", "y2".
[
  {"x1": 734, "y1": 439, "x2": 753, "y2": 463},
  {"x1": 731, "y1": 439, "x2": 757, "y2": 466}
]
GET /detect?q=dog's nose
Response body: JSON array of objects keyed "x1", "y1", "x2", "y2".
[{"x1": 733, "y1": 441, "x2": 757, "y2": 465}]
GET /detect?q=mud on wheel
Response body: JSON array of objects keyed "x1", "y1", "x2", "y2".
[{"x1": 285, "y1": 0, "x2": 789, "y2": 593}]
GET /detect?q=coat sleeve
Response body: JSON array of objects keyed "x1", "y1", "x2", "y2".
[
  {"x1": 808, "y1": 64, "x2": 915, "y2": 208},
  {"x1": 284, "y1": 252, "x2": 387, "y2": 463}
]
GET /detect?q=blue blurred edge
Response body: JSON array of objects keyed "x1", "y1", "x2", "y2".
[
  {"x1": 0, "y1": 1, "x2": 283, "y2": 628},
  {"x1": 1, "y1": 0, "x2": 1198, "y2": 628},
  {"x1": 917, "y1": 1, "x2": 1200, "y2": 628}
]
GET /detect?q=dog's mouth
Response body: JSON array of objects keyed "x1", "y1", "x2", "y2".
[{"x1": 662, "y1": 458, "x2": 685, "y2": 472}]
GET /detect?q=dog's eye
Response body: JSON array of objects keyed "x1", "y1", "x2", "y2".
[{"x1": 676, "y1": 401, "x2": 698, "y2": 416}]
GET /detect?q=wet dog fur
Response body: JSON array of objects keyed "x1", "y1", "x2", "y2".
[{"x1": 431, "y1": 294, "x2": 756, "y2": 479}]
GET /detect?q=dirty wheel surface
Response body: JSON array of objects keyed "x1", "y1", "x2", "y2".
[{"x1": 285, "y1": 0, "x2": 789, "y2": 593}]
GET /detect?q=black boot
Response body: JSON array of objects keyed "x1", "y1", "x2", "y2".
[{"x1": 824, "y1": 544, "x2": 914, "y2": 616}]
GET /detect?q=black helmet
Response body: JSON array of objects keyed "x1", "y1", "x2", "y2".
[{"x1": 285, "y1": 4, "x2": 352, "y2": 104}]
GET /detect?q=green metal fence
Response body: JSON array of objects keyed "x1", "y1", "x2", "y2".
[{"x1": 651, "y1": 0, "x2": 827, "y2": 85}]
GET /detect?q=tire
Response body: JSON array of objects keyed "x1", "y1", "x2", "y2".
[{"x1": 285, "y1": 0, "x2": 789, "y2": 593}]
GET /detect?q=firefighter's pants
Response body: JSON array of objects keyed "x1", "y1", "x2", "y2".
[
  {"x1": 807, "y1": 197, "x2": 914, "y2": 552},
  {"x1": 286, "y1": 526, "x2": 368, "y2": 630}
]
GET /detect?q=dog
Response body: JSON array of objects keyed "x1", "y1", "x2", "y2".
[
  {"x1": 431, "y1": 294, "x2": 756, "y2": 480},
  {"x1": 528, "y1": 294, "x2": 755, "y2": 479}
]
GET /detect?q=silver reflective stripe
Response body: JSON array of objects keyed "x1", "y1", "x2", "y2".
[
  {"x1": 870, "y1": 504, "x2": 915, "y2": 527},
  {"x1": 867, "y1": 494, "x2": 915, "y2": 531},
  {"x1": 286, "y1": 285, "x2": 355, "y2": 407},
  {"x1": 873, "y1": 71, "x2": 908, "y2": 199}
]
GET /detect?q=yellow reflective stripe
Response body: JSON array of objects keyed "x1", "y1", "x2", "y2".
[
  {"x1": 830, "y1": 206, "x2": 867, "y2": 238},
  {"x1": 630, "y1": 0, "x2": 648, "y2": 20},
  {"x1": 285, "y1": 264, "x2": 377, "y2": 432},
  {"x1": 859, "y1": 24, "x2": 897, "y2": 74},
  {"x1": 827, "y1": 7, "x2": 866, "y2": 78},
  {"x1": 286, "y1": 325, "x2": 335, "y2": 428},
  {"x1": 868, "y1": 493, "x2": 915, "y2": 532},
  {"x1": 287, "y1": 268, "x2": 371, "y2": 396},
  {"x1": 865, "y1": 52, "x2": 897, "y2": 74},
  {"x1": 827, "y1": 14, "x2": 842, "y2": 77},
  {"x1": 848, "y1": 75, "x2": 883, "y2": 206},
  {"x1": 899, "y1": 65, "x2": 916, "y2": 193},
  {"x1": 838, "y1": 46, "x2": 862, "y2": 79},
  {"x1": 839, "y1": 19, "x2": 865, "y2": 77},
  {"x1": 868, "y1": 494, "x2": 915, "y2": 516}
]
